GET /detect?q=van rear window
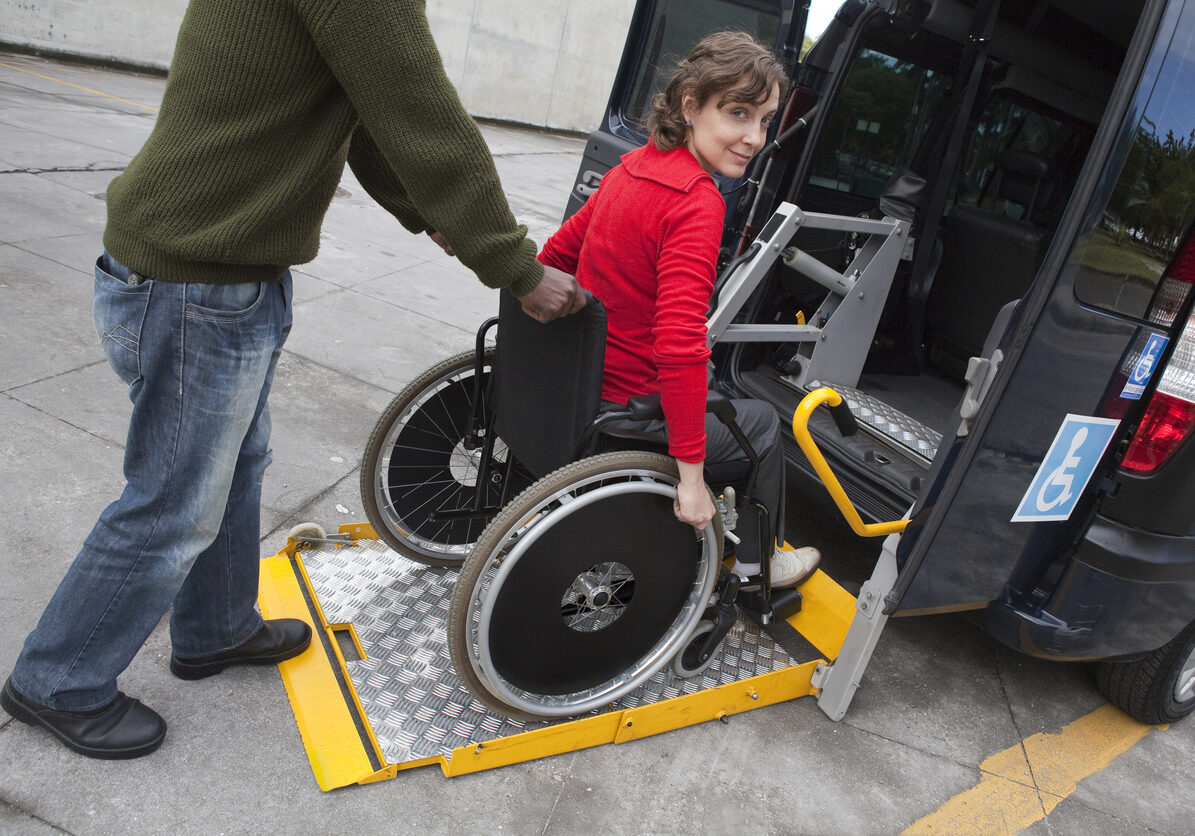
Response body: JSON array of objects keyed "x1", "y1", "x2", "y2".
[{"x1": 1074, "y1": 0, "x2": 1195, "y2": 321}]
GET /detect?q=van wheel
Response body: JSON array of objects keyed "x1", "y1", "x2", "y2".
[{"x1": 1097, "y1": 619, "x2": 1195, "y2": 724}]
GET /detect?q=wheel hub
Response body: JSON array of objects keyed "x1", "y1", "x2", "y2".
[
  {"x1": 562, "y1": 562, "x2": 633, "y2": 632},
  {"x1": 448, "y1": 438, "x2": 507, "y2": 487}
]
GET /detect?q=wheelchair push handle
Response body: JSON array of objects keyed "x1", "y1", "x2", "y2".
[{"x1": 791, "y1": 387, "x2": 908, "y2": 539}]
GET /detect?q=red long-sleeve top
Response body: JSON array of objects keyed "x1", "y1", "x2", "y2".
[{"x1": 538, "y1": 143, "x2": 725, "y2": 462}]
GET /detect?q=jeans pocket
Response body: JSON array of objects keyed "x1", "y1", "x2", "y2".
[
  {"x1": 184, "y1": 282, "x2": 266, "y2": 323},
  {"x1": 94, "y1": 254, "x2": 153, "y2": 386},
  {"x1": 182, "y1": 281, "x2": 285, "y2": 391}
]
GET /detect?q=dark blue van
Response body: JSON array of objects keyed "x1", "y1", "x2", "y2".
[{"x1": 568, "y1": 0, "x2": 1195, "y2": 724}]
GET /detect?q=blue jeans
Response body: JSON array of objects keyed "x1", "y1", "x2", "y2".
[{"x1": 9, "y1": 254, "x2": 292, "y2": 711}]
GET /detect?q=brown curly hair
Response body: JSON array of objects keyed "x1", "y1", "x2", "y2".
[{"x1": 648, "y1": 31, "x2": 789, "y2": 153}]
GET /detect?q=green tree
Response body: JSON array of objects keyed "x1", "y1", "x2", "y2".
[{"x1": 1110, "y1": 120, "x2": 1195, "y2": 252}]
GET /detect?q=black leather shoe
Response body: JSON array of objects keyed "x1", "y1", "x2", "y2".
[
  {"x1": 1, "y1": 678, "x2": 165, "y2": 760},
  {"x1": 169, "y1": 618, "x2": 312, "y2": 680}
]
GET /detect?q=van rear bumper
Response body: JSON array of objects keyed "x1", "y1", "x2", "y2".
[{"x1": 983, "y1": 514, "x2": 1195, "y2": 661}]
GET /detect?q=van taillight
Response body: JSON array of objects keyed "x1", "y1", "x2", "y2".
[
  {"x1": 1122, "y1": 310, "x2": 1195, "y2": 473},
  {"x1": 1121, "y1": 233, "x2": 1195, "y2": 473},
  {"x1": 1121, "y1": 392, "x2": 1195, "y2": 472}
]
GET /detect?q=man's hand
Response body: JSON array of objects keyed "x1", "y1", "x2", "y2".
[
  {"x1": 428, "y1": 230, "x2": 455, "y2": 256},
  {"x1": 517, "y1": 265, "x2": 585, "y2": 323}
]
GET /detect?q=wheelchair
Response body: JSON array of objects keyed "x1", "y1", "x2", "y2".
[{"x1": 361, "y1": 289, "x2": 806, "y2": 721}]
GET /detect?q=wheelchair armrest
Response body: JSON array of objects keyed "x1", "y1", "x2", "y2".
[
  {"x1": 624, "y1": 394, "x2": 664, "y2": 421},
  {"x1": 624, "y1": 392, "x2": 740, "y2": 426},
  {"x1": 703, "y1": 391, "x2": 738, "y2": 427}
]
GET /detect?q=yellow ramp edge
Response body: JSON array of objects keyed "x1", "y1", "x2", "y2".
[
  {"x1": 786, "y1": 568, "x2": 858, "y2": 661},
  {"x1": 444, "y1": 661, "x2": 823, "y2": 777},
  {"x1": 258, "y1": 554, "x2": 394, "y2": 790}
]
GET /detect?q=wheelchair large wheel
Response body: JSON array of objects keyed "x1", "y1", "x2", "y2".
[
  {"x1": 361, "y1": 348, "x2": 531, "y2": 566},
  {"x1": 448, "y1": 451, "x2": 723, "y2": 721}
]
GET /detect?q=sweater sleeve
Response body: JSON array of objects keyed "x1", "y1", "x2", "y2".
[
  {"x1": 305, "y1": 0, "x2": 543, "y2": 297},
  {"x1": 345, "y1": 122, "x2": 431, "y2": 236},
  {"x1": 653, "y1": 185, "x2": 724, "y2": 462}
]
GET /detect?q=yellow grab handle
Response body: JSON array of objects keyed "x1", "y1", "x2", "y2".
[{"x1": 791, "y1": 388, "x2": 909, "y2": 538}]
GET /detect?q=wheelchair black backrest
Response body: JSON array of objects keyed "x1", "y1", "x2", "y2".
[{"x1": 490, "y1": 289, "x2": 608, "y2": 479}]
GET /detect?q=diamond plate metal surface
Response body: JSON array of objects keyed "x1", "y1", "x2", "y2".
[
  {"x1": 798, "y1": 379, "x2": 942, "y2": 463},
  {"x1": 299, "y1": 540, "x2": 798, "y2": 767}
]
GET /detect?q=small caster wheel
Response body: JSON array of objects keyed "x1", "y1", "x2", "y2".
[
  {"x1": 671, "y1": 620, "x2": 720, "y2": 678},
  {"x1": 287, "y1": 522, "x2": 327, "y2": 549}
]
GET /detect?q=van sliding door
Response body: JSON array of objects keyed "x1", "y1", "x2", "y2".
[{"x1": 891, "y1": 1, "x2": 1171, "y2": 622}]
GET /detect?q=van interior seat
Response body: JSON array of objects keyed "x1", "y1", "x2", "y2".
[{"x1": 925, "y1": 149, "x2": 1054, "y2": 379}]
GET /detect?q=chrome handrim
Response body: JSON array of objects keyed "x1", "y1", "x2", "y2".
[{"x1": 467, "y1": 473, "x2": 718, "y2": 717}]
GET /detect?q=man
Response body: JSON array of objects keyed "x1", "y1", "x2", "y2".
[{"x1": 1, "y1": 0, "x2": 582, "y2": 759}]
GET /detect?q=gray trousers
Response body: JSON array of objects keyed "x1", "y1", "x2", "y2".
[{"x1": 601, "y1": 397, "x2": 785, "y2": 565}]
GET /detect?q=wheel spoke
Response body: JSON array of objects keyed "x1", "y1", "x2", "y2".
[{"x1": 363, "y1": 348, "x2": 532, "y2": 562}]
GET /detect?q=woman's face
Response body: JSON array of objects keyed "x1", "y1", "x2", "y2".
[{"x1": 683, "y1": 81, "x2": 780, "y2": 178}]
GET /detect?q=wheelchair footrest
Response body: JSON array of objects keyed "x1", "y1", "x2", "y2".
[
  {"x1": 738, "y1": 586, "x2": 803, "y2": 624},
  {"x1": 768, "y1": 587, "x2": 804, "y2": 621}
]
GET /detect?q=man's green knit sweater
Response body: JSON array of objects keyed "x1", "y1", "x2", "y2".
[{"x1": 104, "y1": 0, "x2": 543, "y2": 296}]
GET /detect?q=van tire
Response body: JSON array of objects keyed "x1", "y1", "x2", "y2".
[{"x1": 1097, "y1": 619, "x2": 1195, "y2": 725}]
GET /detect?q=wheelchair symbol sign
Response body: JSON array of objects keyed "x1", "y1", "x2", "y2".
[
  {"x1": 1012, "y1": 414, "x2": 1120, "y2": 522},
  {"x1": 1121, "y1": 333, "x2": 1168, "y2": 400}
]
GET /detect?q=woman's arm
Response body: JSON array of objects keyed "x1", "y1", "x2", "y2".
[
  {"x1": 652, "y1": 187, "x2": 724, "y2": 461},
  {"x1": 674, "y1": 459, "x2": 716, "y2": 530}
]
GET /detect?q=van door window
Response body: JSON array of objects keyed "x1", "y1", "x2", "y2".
[
  {"x1": 952, "y1": 97, "x2": 1080, "y2": 225},
  {"x1": 621, "y1": 0, "x2": 782, "y2": 133},
  {"x1": 1074, "y1": 0, "x2": 1195, "y2": 322},
  {"x1": 807, "y1": 48, "x2": 951, "y2": 201}
]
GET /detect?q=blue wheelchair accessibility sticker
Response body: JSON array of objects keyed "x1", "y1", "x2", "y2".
[
  {"x1": 1012, "y1": 414, "x2": 1121, "y2": 522},
  {"x1": 1121, "y1": 332, "x2": 1169, "y2": 400}
]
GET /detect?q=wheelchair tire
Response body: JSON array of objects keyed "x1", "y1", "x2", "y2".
[
  {"x1": 448, "y1": 450, "x2": 723, "y2": 721},
  {"x1": 671, "y1": 620, "x2": 721, "y2": 679},
  {"x1": 360, "y1": 348, "x2": 530, "y2": 566}
]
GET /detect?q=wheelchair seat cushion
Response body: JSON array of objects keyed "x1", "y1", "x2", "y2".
[{"x1": 491, "y1": 289, "x2": 608, "y2": 479}]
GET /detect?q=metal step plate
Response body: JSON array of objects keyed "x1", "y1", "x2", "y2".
[
  {"x1": 797, "y1": 378, "x2": 943, "y2": 464},
  {"x1": 299, "y1": 539, "x2": 800, "y2": 768}
]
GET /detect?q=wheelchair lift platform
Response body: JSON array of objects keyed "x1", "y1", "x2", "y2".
[{"x1": 259, "y1": 522, "x2": 861, "y2": 790}]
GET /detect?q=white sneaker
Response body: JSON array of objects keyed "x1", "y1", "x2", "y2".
[{"x1": 769, "y1": 546, "x2": 821, "y2": 587}]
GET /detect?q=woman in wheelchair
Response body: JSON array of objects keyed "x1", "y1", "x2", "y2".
[
  {"x1": 362, "y1": 32, "x2": 822, "y2": 721},
  {"x1": 537, "y1": 30, "x2": 820, "y2": 590}
]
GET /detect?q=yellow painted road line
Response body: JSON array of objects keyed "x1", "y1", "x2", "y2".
[
  {"x1": 0, "y1": 60, "x2": 159, "y2": 112},
  {"x1": 903, "y1": 703, "x2": 1167, "y2": 835}
]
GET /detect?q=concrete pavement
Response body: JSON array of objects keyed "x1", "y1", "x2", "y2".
[{"x1": 1, "y1": 52, "x2": 1191, "y2": 835}]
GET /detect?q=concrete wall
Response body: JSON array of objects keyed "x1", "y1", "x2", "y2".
[
  {"x1": 0, "y1": 0, "x2": 635, "y2": 132},
  {"x1": 0, "y1": 0, "x2": 189, "y2": 68},
  {"x1": 427, "y1": 0, "x2": 633, "y2": 130}
]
